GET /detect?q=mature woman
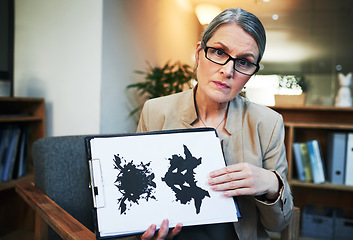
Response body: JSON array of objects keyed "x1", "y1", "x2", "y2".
[{"x1": 136, "y1": 8, "x2": 293, "y2": 240}]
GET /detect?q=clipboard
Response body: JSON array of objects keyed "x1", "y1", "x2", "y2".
[{"x1": 85, "y1": 128, "x2": 238, "y2": 239}]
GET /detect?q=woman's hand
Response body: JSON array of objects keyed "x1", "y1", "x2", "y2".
[
  {"x1": 140, "y1": 219, "x2": 182, "y2": 240},
  {"x1": 208, "y1": 162, "x2": 280, "y2": 200}
]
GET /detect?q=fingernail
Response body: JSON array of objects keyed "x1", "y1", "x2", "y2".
[{"x1": 150, "y1": 224, "x2": 157, "y2": 231}]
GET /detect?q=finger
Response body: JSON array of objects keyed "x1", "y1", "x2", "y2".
[
  {"x1": 223, "y1": 187, "x2": 254, "y2": 197},
  {"x1": 210, "y1": 166, "x2": 235, "y2": 178},
  {"x1": 155, "y1": 219, "x2": 169, "y2": 240},
  {"x1": 168, "y1": 223, "x2": 183, "y2": 238},
  {"x1": 211, "y1": 178, "x2": 248, "y2": 190},
  {"x1": 209, "y1": 163, "x2": 247, "y2": 178},
  {"x1": 140, "y1": 224, "x2": 157, "y2": 240},
  {"x1": 208, "y1": 171, "x2": 248, "y2": 186}
]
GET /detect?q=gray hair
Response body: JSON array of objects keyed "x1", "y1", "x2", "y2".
[{"x1": 201, "y1": 8, "x2": 266, "y2": 63}]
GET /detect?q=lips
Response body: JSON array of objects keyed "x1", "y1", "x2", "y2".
[{"x1": 213, "y1": 81, "x2": 230, "y2": 89}]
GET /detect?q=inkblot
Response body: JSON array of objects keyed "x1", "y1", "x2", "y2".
[
  {"x1": 113, "y1": 154, "x2": 157, "y2": 214},
  {"x1": 162, "y1": 145, "x2": 210, "y2": 214}
]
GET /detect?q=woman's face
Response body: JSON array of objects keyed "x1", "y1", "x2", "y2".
[{"x1": 195, "y1": 23, "x2": 260, "y2": 104}]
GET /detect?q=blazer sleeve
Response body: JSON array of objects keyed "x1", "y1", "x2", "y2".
[
  {"x1": 136, "y1": 100, "x2": 149, "y2": 132},
  {"x1": 254, "y1": 114, "x2": 294, "y2": 232}
]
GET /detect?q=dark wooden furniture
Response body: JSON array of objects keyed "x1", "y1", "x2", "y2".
[
  {"x1": 271, "y1": 106, "x2": 353, "y2": 211},
  {"x1": 16, "y1": 183, "x2": 95, "y2": 240},
  {"x1": 0, "y1": 97, "x2": 45, "y2": 239},
  {"x1": 15, "y1": 183, "x2": 300, "y2": 240}
]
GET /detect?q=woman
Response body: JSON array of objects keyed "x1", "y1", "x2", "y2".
[{"x1": 136, "y1": 8, "x2": 293, "y2": 240}]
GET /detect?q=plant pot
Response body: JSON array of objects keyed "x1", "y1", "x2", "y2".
[{"x1": 275, "y1": 94, "x2": 306, "y2": 106}]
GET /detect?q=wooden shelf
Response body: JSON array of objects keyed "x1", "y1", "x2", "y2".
[
  {"x1": 289, "y1": 180, "x2": 353, "y2": 192},
  {"x1": 272, "y1": 106, "x2": 353, "y2": 211},
  {"x1": 0, "y1": 116, "x2": 43, "y2": 123},
  {"x1": 272, "y1": 106, "x2": 353, "y2": 125},
  {"x1": 0, "y1": 97, "x2": 45, "y2": 238},
  {"x1": 272, "y1": 105, "x2": 353, "y2": 112},
  {"x1": 0, "y1": 175, "x2": 34, "y2": 192},
  {"x1": 284, "y1": 122, "x2": 353, "y2": 130}
]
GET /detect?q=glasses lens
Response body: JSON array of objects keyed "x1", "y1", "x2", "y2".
[
  {"x1": 234, "y1": 59, "x2": 257, "y2": 75},
  {"x1": 206, "y1": 48, "x2": 229, "y2": 64}
]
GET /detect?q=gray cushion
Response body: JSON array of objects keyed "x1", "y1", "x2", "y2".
[{"x1": 32, "y1": 135, "x2": 94, "y2": 239}]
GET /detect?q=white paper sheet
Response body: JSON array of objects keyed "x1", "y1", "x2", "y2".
[{"x1": 87, "y1": 129, "x2": 238, "y2": 238}]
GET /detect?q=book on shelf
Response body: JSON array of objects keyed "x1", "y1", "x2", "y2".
[
  {"x1": 345, "y1": 133, "x2": 353, "y2": 186},
  {"x1": 0, "y1": 128, "x2": 11, "y2": 176},
  {"x1": 327, "y1": 132, "x2": 347, "y2": 185},
  {"x1": 292, "y1": 142, "x2": 306, "y2": 181},
  {"x1": 295, "y1": 132, "x2": 353, "y2": 186},
  {"x1": 299, "y1": 142, "x2": 313, "y2": 182},
  {"x1": 0, "y1": 126, "x2": 21, "y2": 182},
  {"x1": 306, "y1": 140, "x2": 325, "y2": 184},
  {"x1": 16, "y1": 126, "x2": 29, "y2": 178},
  {"x1": 0, "y1": 125, "x2": 29, "y2": 182}
]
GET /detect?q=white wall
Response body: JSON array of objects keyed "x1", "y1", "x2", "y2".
[
  {"x1": 15, "y1": 0, "x2": 103, "y2": 136},
  {"x1": 100, "y1": 0, "x2": 199, "y2": 133},
  {"x1": 14, "y1": 0, "x2": 199, "y2": 136},
  {"x1": 100, "y1": 0, "x2": 138, "y2": 134}
]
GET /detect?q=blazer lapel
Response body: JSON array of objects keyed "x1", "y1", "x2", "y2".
[
  {"x1": 223, "y1": 96, "x2": 246, "y2": 165},
  {"x1": 180, "y1": 87, "x2": 198, "y2": 129}
]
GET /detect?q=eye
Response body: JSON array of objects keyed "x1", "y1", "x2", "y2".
[
  {"x1": 215, "y1": 49, "x2": 225, "y2": 56},
  {"x1": 237, "y1": 59, "x2": 251, "y2": 67},
  {"x1": 209, "y1": 47, "x2": 226, "y2": 57}
]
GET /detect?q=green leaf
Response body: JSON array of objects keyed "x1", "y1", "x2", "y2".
[{"x1": 127, "y1": 61, "x2": 194, "y2": 117}]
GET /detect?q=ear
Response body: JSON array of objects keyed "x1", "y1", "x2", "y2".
[{"x1": 195, "y1": 41, "x2": 202, "y2": 64}]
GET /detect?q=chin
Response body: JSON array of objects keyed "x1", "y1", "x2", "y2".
[{"x1": 208, "y1": 91, "x2": 236, "y2": 103}]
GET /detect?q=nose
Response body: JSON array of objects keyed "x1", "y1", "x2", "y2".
[{"x1": 220, "y1": 59, "x2": 235, "y2": 78}]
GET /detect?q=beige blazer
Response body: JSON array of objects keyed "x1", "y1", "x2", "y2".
[{"x1": 137, "y1": 88, "x2": 294, "y2": 240}]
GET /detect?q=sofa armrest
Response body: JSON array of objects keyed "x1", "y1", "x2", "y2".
[
  {"x1": 16, "y1": 182, "x2": 299, "y2": 240},
  {"x1": 15, "y1": 182, "x2": 96, "y2": 240}
]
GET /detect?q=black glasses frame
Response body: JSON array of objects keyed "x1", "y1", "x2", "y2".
[{"x1": 203, "y1": 46, "x2": 260, "y2": 76}]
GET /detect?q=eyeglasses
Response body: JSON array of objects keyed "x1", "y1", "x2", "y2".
[{"x1": 203, "y1": 45, "x2": 259, "y2": 76}]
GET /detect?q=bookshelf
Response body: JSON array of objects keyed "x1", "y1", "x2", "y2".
[
  {"x1": 271, "y1": 106, "x2": 353, "y2": 211},
  {"x1": 0, "y1": 97, "x2": 45, "y2": 238}
]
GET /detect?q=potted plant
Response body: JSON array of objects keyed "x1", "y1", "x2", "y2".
[
  {"x1": 275, "y1": 75, "x2": 309, "y2": 106},
  {"x1": 127, "y1": 61, "x2": 195, "y2": 117}
]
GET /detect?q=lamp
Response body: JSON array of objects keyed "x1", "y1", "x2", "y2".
[{"x1": 195, "y1": 4, "x2": 221, "y2": 25}]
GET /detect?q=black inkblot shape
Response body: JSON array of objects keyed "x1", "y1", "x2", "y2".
[
  {"x1": 113, "y1": 154, "x2": 157, "y2": 214},
  {"x1": 162, "y1": 145, "x2": 210, "y2": 214}
]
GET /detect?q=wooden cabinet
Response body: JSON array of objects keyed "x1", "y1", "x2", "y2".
[
  {"x1": 271, "y1": 106, "x2": 353, "y2": 211},
  {"x1": 0, "y1": 97, "x2": 45, "y2": 239}
]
